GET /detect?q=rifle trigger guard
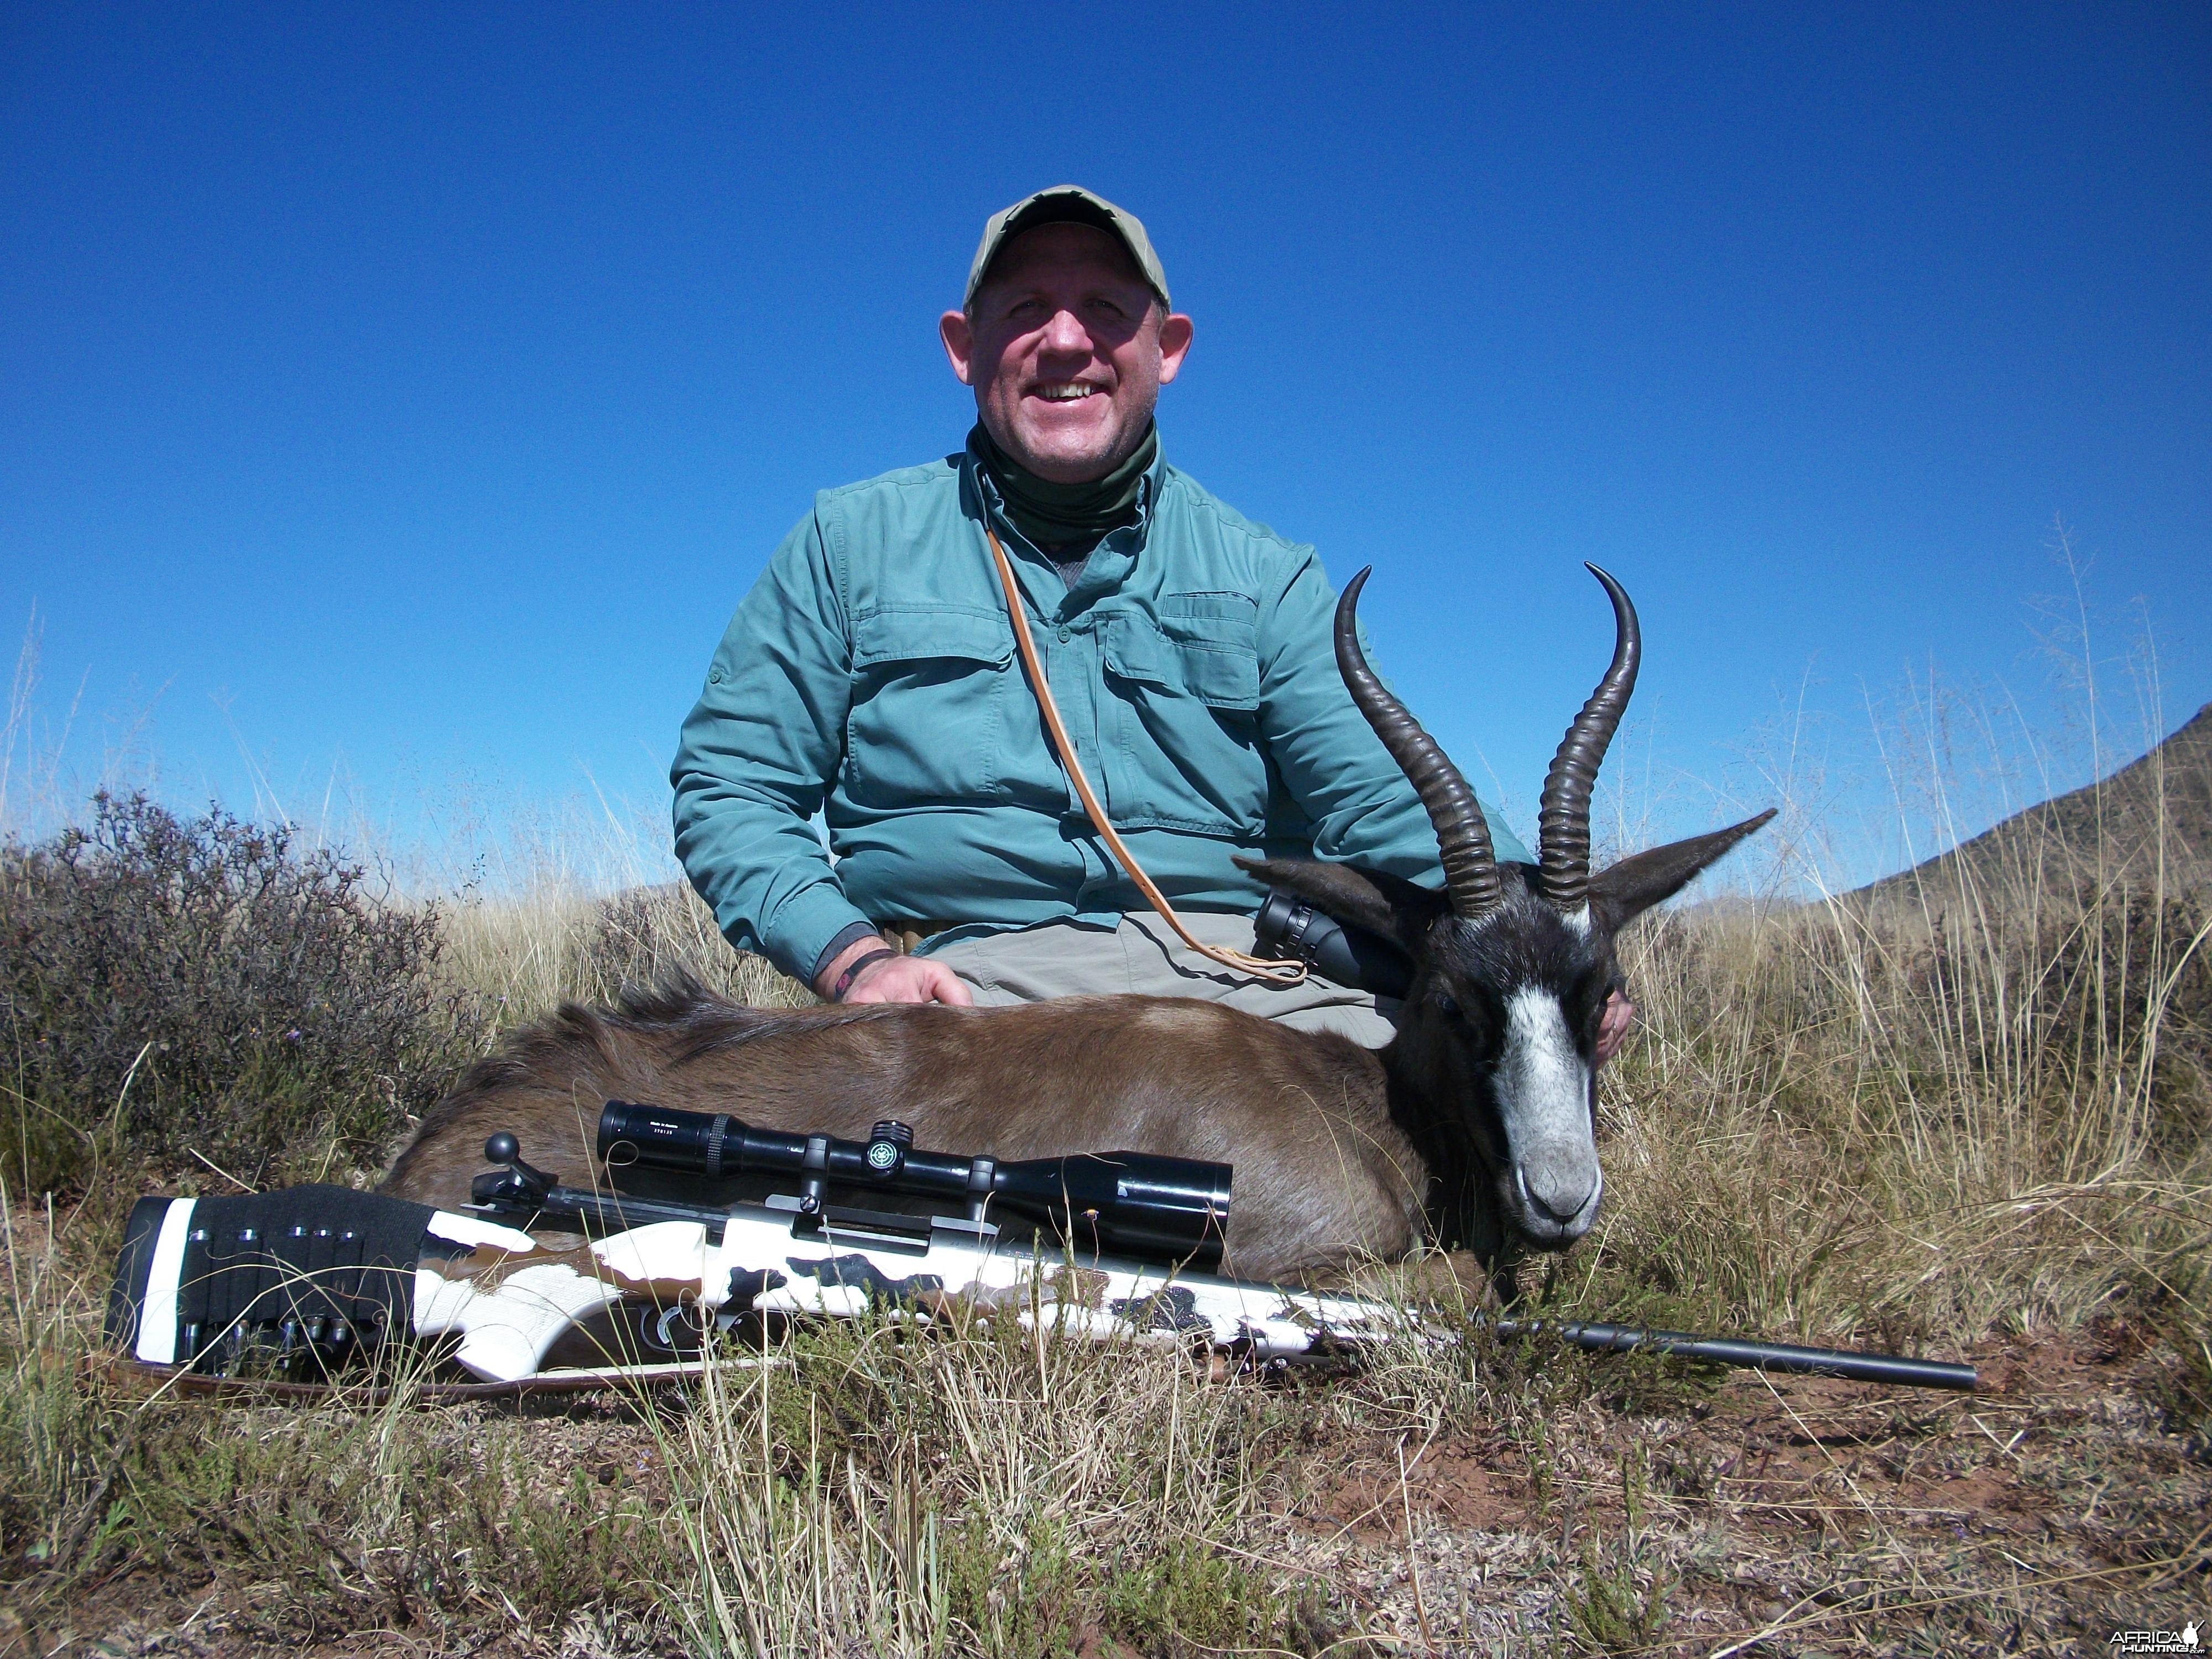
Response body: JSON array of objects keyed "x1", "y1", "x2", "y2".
[{"x1": 649, "y1": 1301, "x2": 705, "y2": 1355}]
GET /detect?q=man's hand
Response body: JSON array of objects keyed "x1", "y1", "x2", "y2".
[
  {"x1": 1595, "y1": 990, "x2": 1635, "y2": 1066},
  {"x1": 813, "y1": 936, "x2": 975, "y2": 1007}
]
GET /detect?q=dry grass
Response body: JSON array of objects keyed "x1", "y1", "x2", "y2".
[
  {"x1": 1584, "y1": 705, "x2": 2212, "y2": 1349},
  {"x1": 661, "y1": 1309, "x2": 1307, "y2": 1658},
  {"x1": 440, "y1": 877, "x2": 804, "y2": 1023},
  {"x1": 1589, "y1": 885, "x2": 2210, "y2": 1345}
]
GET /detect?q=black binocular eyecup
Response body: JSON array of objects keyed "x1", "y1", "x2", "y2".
[{"x1": 1253, "y1": 888, "x2": 1413, "y2": 1000}]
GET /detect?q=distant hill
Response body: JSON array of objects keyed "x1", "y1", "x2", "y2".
[{"x1": 1854, "y1": 702, "x2": 2212, "y2": 906}]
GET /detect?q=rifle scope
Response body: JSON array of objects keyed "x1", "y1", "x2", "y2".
[{"x1": 596, "y1": 1102, "x2": 1232, "y2": 1271}]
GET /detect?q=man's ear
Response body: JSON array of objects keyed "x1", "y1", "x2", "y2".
[
  {"x1": 940, "y1": 310, "x2": 976, "y2": 385},
  {"x1": 1235, "y1": 855, "x2": 1449, "y2": 953},
  {"x1": 1156, "y1": 312, "x2": 1193, "y2": 384},
  {"x1": 1587, "y1": 809, "x2": 1777, "y2": 935}
]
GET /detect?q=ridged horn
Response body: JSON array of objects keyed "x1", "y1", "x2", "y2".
[
  {"x1": 1537, "y1": 562, "x2": 1641, "y2": 911},
  {"x1": 1335, "y1": 567, "x2": 1502, "y2": 919}
]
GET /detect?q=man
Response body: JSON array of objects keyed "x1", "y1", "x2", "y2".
[{"x1": 672, "y1": 186, "x2": 1632, "y2": 1057}]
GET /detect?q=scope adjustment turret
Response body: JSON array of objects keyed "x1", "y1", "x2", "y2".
[{"x1": 864, "y1": 1120, "x2": 913, "y2": 1178}]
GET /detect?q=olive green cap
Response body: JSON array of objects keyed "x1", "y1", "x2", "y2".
[{"x1": 963, "y1": 185, "x2": 1171, "y2": 311}]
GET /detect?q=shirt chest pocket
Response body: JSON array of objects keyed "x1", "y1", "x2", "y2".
[
  {"x1": 844, "y1": 606, "x2": 1014, "y2": 807},
  {"x1": 1102, "y1": 603, "x2": 1267, "y2": 836}
]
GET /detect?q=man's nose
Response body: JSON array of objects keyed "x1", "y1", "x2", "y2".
[{"x1": 1037, "y1": 307, "x2": 1093, "y2": 356}]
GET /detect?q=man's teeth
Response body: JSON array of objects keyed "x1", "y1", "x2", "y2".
[{"x1": 1036, "y1": 384, "x2": 1098, "y2": 401}]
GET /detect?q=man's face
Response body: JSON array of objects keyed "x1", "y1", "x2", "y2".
[{"x1": 940, "y1": 222, "x2": 1194, "y2": 484}]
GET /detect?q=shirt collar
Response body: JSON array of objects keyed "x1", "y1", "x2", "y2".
[{"x1": 963, "y1": 435, "x2": 1166, "y2": 540}]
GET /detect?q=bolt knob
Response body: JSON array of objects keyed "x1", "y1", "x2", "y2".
[{"x1": 484, "y1": 1132, "x2": 519, "y2": 1165}]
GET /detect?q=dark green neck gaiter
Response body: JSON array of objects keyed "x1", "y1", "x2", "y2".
[{"x1": 969, "y1": 422, "x2": 1157, "y2": 549}]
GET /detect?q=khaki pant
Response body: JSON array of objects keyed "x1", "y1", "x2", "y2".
[{"x1": 913, "y1": 911, "x2": 1400, "y2": 1048}]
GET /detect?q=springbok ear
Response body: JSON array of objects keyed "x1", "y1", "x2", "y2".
[
  {"x1": 1586, "y1": 808, "x2": 1777, "y2": 935},
  {"x1": 1234, "y1": 855, "x2": 1451, "y2": 953}
]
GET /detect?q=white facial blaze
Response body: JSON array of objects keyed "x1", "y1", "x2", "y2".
[{"x1": 1500, "y1": 987, "x2": 1599, "y2": 1223}]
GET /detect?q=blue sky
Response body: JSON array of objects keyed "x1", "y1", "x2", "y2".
[{"x1": 4, "y1": 4, "x2": 2206, "y2": 886}]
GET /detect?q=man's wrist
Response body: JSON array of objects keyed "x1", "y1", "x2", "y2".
[
  {"x1": 828, "y1": 947, "x2": 896, "y2": 1001},
  {"x1": 808, "y1": 919, "x2": 885, "y2": 989}
]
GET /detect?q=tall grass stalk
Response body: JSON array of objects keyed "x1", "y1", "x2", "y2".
[{"x1": 0, "y1": 1180, "x2": 117, "y2": 1573}]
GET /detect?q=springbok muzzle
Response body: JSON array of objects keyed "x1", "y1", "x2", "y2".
[{"x1": 1497, "y1": 987, "x2": 1603, "y2": 1246}]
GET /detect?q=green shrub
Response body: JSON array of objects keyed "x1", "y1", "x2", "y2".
[
  {"x1": 0, "y1": 792, "x2": 485, "y2": 1196},
  {"x1": 1100, "y1": 1535, "x2": 1281, "y2": 1656}
]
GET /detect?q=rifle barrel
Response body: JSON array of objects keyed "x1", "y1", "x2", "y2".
[{"x1": 1496, "y1": 1318, "x2": 1977, "y2": 1391}]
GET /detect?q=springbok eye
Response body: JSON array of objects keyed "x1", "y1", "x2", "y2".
[{"x1": 1436, "y1": 991, "x2": 1460, "y2": 1018}]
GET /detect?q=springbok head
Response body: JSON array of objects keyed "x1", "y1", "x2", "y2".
[{"x1": 1241, "y1": 565, "x2": 1774, "y2": 1250}]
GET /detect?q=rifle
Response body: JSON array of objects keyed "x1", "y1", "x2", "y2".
[{"x1": 108, "y1": 1102, "x2": 1976, "y2": 1392}]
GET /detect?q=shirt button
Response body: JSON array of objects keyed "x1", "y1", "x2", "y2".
[{"x1": 1056, "y1": 625, "x2": 1072, "y2": 642}]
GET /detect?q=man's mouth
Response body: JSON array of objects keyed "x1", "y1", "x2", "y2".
[{"x1": 1031, "y1": 382, "x2": 1105, "y2": 403}]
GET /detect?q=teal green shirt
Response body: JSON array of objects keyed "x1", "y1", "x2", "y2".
[{"x1": 671, "y1": 443, "x2": 1531, "y2": 983}]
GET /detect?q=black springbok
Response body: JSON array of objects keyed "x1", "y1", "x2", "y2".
[{"x1": 382, "y1": 566, "x2": 1772, "y2": 1282}]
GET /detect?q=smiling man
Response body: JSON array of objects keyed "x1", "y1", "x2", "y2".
[{"x1": 672, "y1": 186, "x2": 1630, "y2": 1056}]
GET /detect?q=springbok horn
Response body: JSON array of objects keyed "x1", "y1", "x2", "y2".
[
  {"x1": 1536, "y1": 563, "x2": 1641, "y2": 911},
  {"x1": 1335, "y1": 568, "x2": 1503, "y2": 919}
]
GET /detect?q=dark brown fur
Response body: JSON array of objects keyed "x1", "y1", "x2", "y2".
[{"x1": 380, "y1": 973, "x2": 1427, "y2": 1282}]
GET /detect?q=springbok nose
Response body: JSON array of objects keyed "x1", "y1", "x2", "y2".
[{"x1": 1516, "y1": 1164, "x2": 1597, "y2": 1226}]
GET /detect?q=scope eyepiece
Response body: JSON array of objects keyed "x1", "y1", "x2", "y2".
[{"x1": 598, "y1": 1100, "x2": 735, "y2": 1178}]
